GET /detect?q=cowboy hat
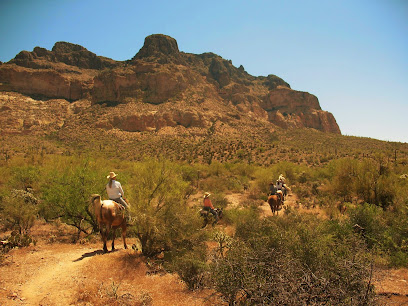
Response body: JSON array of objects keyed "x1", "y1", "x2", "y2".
[
  {"x1": 204, "y1": 192, "x2": 211, "y2": 198},
  {"x1": 107, "y1": 171, "x2": 118, "y2": 179}
]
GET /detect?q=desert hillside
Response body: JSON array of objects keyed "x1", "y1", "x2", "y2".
[
  {"x1": 1, "y1": 33, "x2": 408, "y2": 306},
  {"x1": 0, "y1": 34, "x2": 340, "y2": 137}
]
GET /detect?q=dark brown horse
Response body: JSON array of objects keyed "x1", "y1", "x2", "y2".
[
  {"x1": 267, "y1": 194, "x2": 283, "y2": 216},
  {"x1": 91, "y1": 194, "x2": 127, "y2": 253}
]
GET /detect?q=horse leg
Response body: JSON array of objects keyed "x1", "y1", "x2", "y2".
[
  {"x1": 121, "y1": 223, "x2": 127, "y2": 249},
  {"x1": 268, "y1": 202, "x2": 274, "y2": 216},
  {"x1": 111, "y1": 227, "x2": 116, "y2": 251},
  {"x1": 101, "y1": 227, "x2": 108, "y2": 253}
]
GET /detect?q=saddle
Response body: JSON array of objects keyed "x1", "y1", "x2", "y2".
[{"x1": 200, "y1": 209, "x2": 209, "y2": 217}]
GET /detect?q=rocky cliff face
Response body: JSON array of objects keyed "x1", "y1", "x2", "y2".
[{"x1": 0, "y1": 34, "x2": 341, "y2": 134}]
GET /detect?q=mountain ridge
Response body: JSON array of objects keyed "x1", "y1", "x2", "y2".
[{"x1": 0, "y1": 34, "x2": 340, "y2": 135}]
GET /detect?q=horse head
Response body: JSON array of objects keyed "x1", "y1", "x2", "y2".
[{"x1": 90, "y1": 194, "x2": 101, "y2": 206}]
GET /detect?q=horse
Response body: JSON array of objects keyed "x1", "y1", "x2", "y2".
[
  {"x1": 200, "y1": 208, "x2": 223, "y2": 228},
  {"x1": 267, "y1": 194, "x2": 283, "y2": 216},
  {"x1": 91, "y1": 194, "x2": 127, "y2": 253}
]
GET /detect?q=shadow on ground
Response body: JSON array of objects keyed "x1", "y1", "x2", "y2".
[{"x1": 73, "y1": 249, "x2": 105, "y2": 262}]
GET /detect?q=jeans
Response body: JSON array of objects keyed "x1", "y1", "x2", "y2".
[{"x1": 111, "y1": 197, "x2": 129, "y2": 209}]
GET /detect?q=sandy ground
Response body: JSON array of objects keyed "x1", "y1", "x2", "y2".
[
  {"x1": 0, "y1": 240, "x2": 222, "y2": 306},
  {"x1": 1, "y1": 191, "x2": 407, "y2": 305}
]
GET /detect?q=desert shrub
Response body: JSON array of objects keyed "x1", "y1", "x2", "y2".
[
  {"x1": 0, "y1": 194, "x2": 38, "y2": 234},
  {"x1": 210, "y1": 193, "x2": 228, "y2": 210},
  {"x1": 179, "y1": 163, "x2": 199, "y2": 185},
  {"x1": 297, "y1": 170, "x2": 311, "y2": 183},
  {"x1": 346, "y1": 202, "x2": 408, "y2": 267},
  {"x1": 253, "y1": 167, "x2": 278, "y2": 197},
  {"x1": 354, "y1": 159, "x2": 395, "y2": 208},
  {"x1": 228, "y1": 162, "x2": 256, "y2": 179},
  {"x1": 168, "y1": 245, "x2": 209, "y2": 290},
  {"x1": 325, "y1": 158, "x2": 357, "y2": 202},
  {"x1": 323, "y1": 157, "x2": 397, "y2": 209},
  {"x1": 389, "y1": 250, "x2": 408, "y2": 267},
  {"x1": 199, "y1": 176, "x2": 226, "y2": 194},
  {"x1": 347, "y1": 203, "x2": 384, "y2": 248},
  {"x1": 0, "y1": 231, "x2": 36, "y2": 261},
  {"x1": 378, "y1": 208, "x2": 408, "y2": 267},
  {"x1": 128, "y1": 159, "x2": 206, "y2": 257},
  {"x1": 394, "y1": 172, "x2": 408, "y2": 209},
  {"x1": 9, "y1": 165, "x2": 40, "y2": 190},
  {"x1": 222, "y1": 206, "x2": 259, "y2": 228},
  {"x1": 207, "y1": 161, "x2": 227, "y2": 177},
  {"x1": 271, "y1": 161, "x2": 298, "y2": 183},
  {"x1": 39, "y1": 156, "x2": 107, "y2": 237},
  {"x1": 211, "y1": 213, "x2": 374, "y2": 305},
  {"x1": 4, "y1": 231, "x2": 36, "y2": 248}
]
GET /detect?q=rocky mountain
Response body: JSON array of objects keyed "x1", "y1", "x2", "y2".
[{"x1": 0, "y1": 34, "x2": 340, "y2": 136}]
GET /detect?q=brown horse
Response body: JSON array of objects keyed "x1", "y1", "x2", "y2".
[
  {"x1": 91, "y1": 194, "x2": 127, "y2": 253},
  {"x1": 267, "y1": 194, "x2": 283, "y2": 216}
]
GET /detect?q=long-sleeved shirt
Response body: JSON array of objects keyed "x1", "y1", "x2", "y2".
[
  {"x1": 106, "y1": 180, "x2": 125, "y2": 199},
  {"x1": 203, "y1": 197, "x2": 215, "y2": 209},
  {"x1": 276, "y1": 181, "x2": 285, "y2": 190}
]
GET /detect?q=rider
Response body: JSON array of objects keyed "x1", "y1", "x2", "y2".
[
  {"x1": 268, "y1": 181, "x2": 277, "y2": 196},
  {"x1": 276, "y1": 174, "x2": 287, "y2": 201},
  {"x1": 106, "y1": 172, "x2": 129, "y2": 209},
  {"x1": 203, "y1": 192, "x2": 219, "y2": 223}
]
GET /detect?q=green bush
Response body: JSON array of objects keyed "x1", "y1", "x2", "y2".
[
  {"x1": 128, "y1": 159, "x2": 205, "y2": 257},
  {"x1": 211, "y1": 213, "x2": 375, "y2": 304},
  {"x1": 0, "y1": 194, "x2": 38, "y2": 234},
  {"x1": 168, "y1": 246, "x2": 209, "y2": 290},
  {"x1": 39, "y1": 156, "x2": 107, "y2": 237},
  {"x1": 348, "y1": 203, "x2": 384, "y2": 248}
]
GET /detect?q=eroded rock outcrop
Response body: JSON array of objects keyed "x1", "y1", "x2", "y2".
[
  {"x1": 11, "y1": 41, "x2": 118, "y2": 70},
  {"x1": 0, "y1": 34, "x2": 341, "y2": 134}
]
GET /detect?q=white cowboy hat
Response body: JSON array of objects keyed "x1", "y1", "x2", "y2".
[
  {"x1": 107, "y1": 172, "x2": 118, "y2": 179},
  {"x1": 204, "y1": 192, "x2": 211, "y2": 198}
]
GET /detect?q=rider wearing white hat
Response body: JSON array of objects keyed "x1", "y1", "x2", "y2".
[
  {"x1": 106, "y1": 172, "x2": 129, "y2": 209},
  {"x1": 276, "y1": 174, "x2": 288, "y2": 201}
]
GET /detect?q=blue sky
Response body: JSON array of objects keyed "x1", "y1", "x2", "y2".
[{"x1": 1, "y1": 0, "x2": 407, "y2": 143}]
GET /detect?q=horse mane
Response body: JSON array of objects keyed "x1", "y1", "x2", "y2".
[
  {"x1": 91, "y1": 194, "x2": 101, "y2": 203},
  {"x1": 90, "y1": 194, "x2": 103, "y2": 222}
]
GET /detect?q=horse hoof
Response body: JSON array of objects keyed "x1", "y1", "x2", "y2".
[
  {"x1": 124, "y1": 245, "x2": 128, "y2": 249},
  {"x1": 103, "y1": 248, "x2": 108, "y2": 253}
]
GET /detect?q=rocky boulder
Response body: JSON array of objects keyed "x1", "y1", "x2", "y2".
[
  {"x1": 133, "y1": 34, "x2": 183, "y2": 64},
  {"x1": 261, "y1": 88, "x2": 340, "y2": 133}
]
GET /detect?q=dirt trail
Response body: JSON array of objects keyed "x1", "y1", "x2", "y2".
[
  {"x1": 20, "y1": 246, "x2": 95, "y2": 305},
  {"x1": 0, "y1": 243, "x2": 102, "y2": 305},
  {"x1": 0, "y1": 239, "x2": 220, "y2": 306}
]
